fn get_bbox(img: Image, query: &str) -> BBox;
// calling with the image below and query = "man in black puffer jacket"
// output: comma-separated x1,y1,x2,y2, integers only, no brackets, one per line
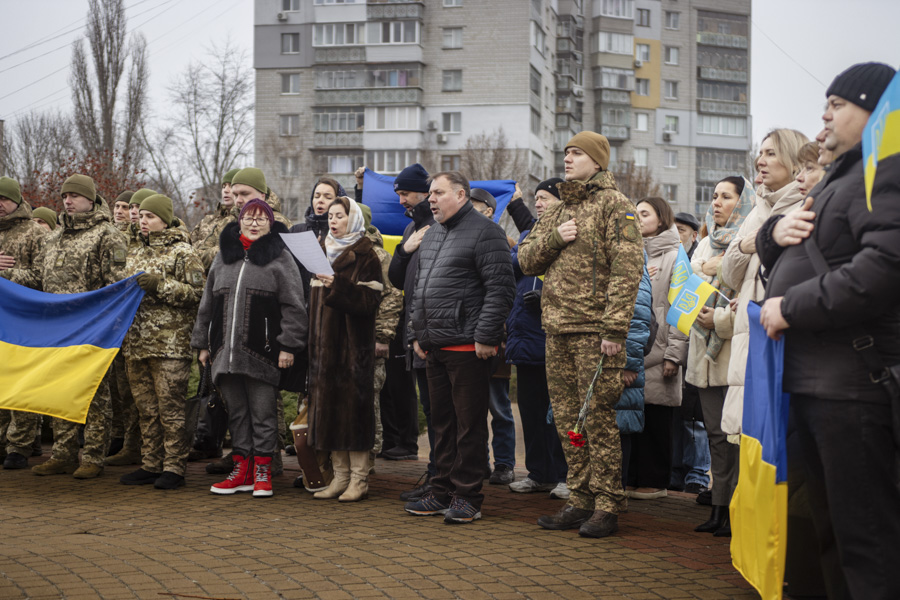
404,171,515,524
757,62,900,600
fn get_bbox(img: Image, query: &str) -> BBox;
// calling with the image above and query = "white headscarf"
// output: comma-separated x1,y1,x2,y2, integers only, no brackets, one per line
324,199,365,265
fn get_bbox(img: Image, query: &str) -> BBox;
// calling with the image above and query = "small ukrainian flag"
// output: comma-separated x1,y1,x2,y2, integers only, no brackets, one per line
665,274,717,335
667,244,693,304
625,213,635,220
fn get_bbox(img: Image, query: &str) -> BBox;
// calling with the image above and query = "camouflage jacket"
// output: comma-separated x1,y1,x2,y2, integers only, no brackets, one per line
265,189,294,229
190,202,231,246
116,220,143,252
367,228,403,344
518,170,644,343
123,227,205,361
3,204,127,294
0,202,45,270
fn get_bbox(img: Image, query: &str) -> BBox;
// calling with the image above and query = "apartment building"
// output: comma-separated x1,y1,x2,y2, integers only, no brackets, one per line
254,0,750,220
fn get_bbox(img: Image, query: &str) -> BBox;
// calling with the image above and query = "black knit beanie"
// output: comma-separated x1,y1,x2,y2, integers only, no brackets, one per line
393,163,430,193
826,62,896,112
536,177,564,200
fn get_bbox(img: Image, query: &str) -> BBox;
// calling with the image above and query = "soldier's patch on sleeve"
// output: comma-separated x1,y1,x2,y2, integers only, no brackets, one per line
113,247,126,264
189,270,204,286
621,212,640,242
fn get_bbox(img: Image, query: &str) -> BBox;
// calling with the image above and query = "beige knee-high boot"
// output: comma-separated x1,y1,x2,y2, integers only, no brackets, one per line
313,451,350,499
339,451,370,502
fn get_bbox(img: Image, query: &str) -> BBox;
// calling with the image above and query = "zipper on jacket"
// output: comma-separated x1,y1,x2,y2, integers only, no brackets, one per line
228,254,249,369
418,232,446,334
592,239,598,295
264,317,271,353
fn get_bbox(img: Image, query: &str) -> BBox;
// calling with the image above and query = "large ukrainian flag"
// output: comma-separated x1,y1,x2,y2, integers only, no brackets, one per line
863,70,900,212
665,273,716,335
0,275,144,423
731,301,789,600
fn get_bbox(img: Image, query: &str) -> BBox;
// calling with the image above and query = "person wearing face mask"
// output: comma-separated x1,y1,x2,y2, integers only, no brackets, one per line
118,195,205,490
193,196,307,498
686,176,753,537
306,196,383,503
719,129,807,442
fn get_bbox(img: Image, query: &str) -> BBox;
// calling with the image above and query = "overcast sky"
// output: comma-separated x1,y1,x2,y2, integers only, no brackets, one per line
0,0,898,151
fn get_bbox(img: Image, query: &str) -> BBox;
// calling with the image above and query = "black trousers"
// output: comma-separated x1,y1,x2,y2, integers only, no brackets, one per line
515,364,567,484
379,335,419,453
625,404,675,489
427,349,491,508
791,395,900,600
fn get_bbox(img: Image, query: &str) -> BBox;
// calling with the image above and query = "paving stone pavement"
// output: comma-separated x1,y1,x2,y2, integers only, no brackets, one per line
0,447,757,600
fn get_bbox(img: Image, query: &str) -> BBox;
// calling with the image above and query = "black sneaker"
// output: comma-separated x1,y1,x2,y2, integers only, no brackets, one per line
444,496,482,524
489,464,515,485
154,471,186,490
696,489,712,506
404,491,450,516
382,447,418,461
684,482,708,495
399,473,432,501
3,452,28,470
120,468,161,485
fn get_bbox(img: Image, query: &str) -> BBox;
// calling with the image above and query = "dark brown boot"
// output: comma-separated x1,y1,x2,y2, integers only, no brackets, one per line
206,451,235,475
578,510,619,538
537,505,594,530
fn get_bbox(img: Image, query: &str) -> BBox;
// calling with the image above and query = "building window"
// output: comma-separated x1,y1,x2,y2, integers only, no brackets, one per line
608,145,618,168
664,184,678,202
441,155,461,171
443,27,463,49
596,32,634,55
665,11,680,30
665,150,678,168
598,67,633,90
313,23,361,47
281,73,300,94
366,21,419,45
531,21,546,54
366,106,418,131
283,0,300,10
313,107,365,132
442,112,461,133
664,80,679,100
635,43,650,62
443,0,462,6
365,150,418,174
530,109,541,135
281,33,300,54
280,114,300,136
664,115,679,133
697,115,748,137
280,157,300,177
442,69,462,92
633,148,648,167
635,78,649,96
665,46,679,65
698,82,748,102
698,48,749,71
530,66,542,97
636,8,650,27
318,154,364,174
634,112,649,131
598,0,634,19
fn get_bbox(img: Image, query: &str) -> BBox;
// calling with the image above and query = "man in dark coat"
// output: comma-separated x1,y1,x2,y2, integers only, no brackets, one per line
757,62,900,600
404,171,515,524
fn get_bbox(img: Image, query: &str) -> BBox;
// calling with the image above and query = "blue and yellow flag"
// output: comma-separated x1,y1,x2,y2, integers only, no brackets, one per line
0,276,144,423
667,244,693,304
665,274,716,335
730,301,789,600
863,70,900,212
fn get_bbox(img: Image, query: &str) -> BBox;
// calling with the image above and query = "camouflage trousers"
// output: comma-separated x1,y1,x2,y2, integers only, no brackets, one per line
110,352,141,451
127,357,192,476
545,332,626,514
51,370,112,466
372,358,386,454
0,409,8,449
5,409,42,456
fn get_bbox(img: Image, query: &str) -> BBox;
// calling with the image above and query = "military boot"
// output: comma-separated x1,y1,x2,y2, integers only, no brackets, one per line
73,463,104,479
206,451,235,475
105,446,141,466
32,458,79,476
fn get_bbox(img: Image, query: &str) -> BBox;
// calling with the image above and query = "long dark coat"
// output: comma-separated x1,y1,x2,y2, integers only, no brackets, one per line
308,236,383,451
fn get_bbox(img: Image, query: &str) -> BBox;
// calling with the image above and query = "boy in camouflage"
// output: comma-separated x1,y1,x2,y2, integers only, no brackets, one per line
518,132,644,538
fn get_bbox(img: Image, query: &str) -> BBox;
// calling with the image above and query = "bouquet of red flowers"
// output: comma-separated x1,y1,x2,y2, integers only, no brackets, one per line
567,356,604,447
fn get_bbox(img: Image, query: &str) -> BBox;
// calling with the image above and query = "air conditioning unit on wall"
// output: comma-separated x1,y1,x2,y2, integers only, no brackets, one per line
427,120,438,131
436,133,449,144
663,131,673,142
633,59,643,69
277,12,287,21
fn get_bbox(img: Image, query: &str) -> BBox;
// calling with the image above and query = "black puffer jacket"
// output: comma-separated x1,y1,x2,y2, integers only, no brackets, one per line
409,201,515,351
759,143,900,403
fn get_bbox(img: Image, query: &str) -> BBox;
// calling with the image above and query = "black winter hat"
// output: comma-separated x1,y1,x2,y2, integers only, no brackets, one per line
826,62,896,112
674,212,700,232
469,188,496,212
536,177,564,200
393,163,430,193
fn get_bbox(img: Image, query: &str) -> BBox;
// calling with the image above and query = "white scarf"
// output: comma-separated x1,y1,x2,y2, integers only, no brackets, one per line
324,200,365,265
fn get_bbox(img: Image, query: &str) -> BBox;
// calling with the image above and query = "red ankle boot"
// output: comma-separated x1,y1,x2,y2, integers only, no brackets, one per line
253,456,273,498
210,454,254,495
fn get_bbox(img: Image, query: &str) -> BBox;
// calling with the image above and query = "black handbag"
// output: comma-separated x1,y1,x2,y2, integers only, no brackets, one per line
190,361,229,454
279,348,308,394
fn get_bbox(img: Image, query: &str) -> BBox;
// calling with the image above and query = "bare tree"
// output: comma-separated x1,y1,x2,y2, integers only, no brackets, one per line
69,0,147,168
166,41,254,215
139,120,200,225
611,160,662,202
2,111,77,193
459,127,528,184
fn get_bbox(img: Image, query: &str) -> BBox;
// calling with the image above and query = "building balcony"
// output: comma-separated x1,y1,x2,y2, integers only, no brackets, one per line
314,88,423,105
314,47,366,64
696,32,748,49
697,167,737,183
698,67,748,83
600,125,629,141
367,2,423,20
599,89,631,104
698,99,748,116
313,132,364,147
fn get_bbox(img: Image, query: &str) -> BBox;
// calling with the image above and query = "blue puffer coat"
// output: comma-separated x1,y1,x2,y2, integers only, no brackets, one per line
615,256,652,434
506,229,545,365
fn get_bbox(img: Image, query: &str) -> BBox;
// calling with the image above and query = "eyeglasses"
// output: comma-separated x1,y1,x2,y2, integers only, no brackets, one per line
241,216,268,225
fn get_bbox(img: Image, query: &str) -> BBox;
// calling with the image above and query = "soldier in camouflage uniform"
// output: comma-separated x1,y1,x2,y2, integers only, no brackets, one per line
191,168,239,248
118,194,205,489
32,206,57,232
0,177,50,470
519,132,644,539
1,174,128,479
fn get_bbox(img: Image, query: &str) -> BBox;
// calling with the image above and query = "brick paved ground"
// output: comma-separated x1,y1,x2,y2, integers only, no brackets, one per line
0,445,757,600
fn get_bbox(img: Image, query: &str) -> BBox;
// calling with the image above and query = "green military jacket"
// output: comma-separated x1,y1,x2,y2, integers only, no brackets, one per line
3,204,127,294
0,202,46,271
190,202,231,246
518,170,644,344
123,226,205,361
367,228,403,345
